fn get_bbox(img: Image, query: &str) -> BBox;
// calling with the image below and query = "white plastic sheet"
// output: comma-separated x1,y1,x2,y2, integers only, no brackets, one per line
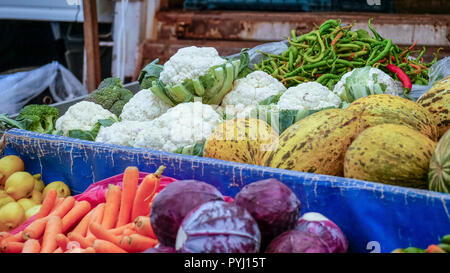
0,61,88,115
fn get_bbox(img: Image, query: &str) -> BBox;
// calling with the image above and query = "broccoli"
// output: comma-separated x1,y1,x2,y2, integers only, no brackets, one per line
85,77,134,116
0,104,59,134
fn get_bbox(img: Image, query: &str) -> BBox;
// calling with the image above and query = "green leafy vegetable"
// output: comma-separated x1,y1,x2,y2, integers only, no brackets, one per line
66,117,117,141
173,142,205,157
0,104,59,134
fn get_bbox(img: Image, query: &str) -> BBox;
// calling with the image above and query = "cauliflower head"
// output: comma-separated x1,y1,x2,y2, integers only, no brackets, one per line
95,120,154,147
277,82,341,111
133,102,223,153
120,88,171,122
159,46,227,86
55,101,117,135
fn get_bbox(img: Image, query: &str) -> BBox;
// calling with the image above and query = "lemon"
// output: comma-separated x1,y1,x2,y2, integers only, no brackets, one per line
25,205,41,220
43,181,71,199
0,190,15,208
33,174,45,192
0,155,25,188
0,201,25,231
17,198,38,211
28,189,43,204
5,171,35,200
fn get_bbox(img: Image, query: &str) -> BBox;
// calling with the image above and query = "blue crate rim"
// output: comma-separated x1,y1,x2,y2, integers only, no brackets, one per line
4,128,450,202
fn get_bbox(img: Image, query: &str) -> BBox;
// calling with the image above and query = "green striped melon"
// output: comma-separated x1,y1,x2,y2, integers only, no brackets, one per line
428,129,450,193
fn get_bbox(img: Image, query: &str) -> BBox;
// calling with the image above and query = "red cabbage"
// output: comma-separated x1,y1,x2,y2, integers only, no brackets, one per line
142,244,177,253
265,230,330,253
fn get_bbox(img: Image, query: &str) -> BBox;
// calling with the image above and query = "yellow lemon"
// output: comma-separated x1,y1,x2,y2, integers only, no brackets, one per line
28,189,43,204
0,190,15,208
43,181,71,199
5,171,35,200
25,205,41,220
17,198,38,211
33,174,45,192
0,155,24,188
0,201,25,231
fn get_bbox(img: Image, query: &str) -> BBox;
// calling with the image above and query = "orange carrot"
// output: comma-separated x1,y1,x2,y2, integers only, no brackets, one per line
119,233,158,252
55,233,70,251
110,222,134,236
122,227,136,237
50,198,65,213
0,232,11,242
134,216,156,238
21,239,41,253
93,239,127,253
131,166,164,221
116,166,139,227
49,196,76,218
67,232,94,249
82,246,96,253
35,189,57,219
40,215,62,253
53,247,63,253
71,208,94,237
148,193,157,216
2,231,25,243
101,184,122,229
61,200,91,233
89,222,121,246
1,241,24,253
23,217,48,240
86,203,105,238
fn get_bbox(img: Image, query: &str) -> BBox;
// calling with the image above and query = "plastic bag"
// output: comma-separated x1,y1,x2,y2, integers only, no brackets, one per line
227,40,289,67
0,61,88,115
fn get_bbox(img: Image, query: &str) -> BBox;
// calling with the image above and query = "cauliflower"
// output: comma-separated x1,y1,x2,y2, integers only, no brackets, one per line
278,82,341,111
333,66,399,104
55,101,117,136
133,102,223,153
120,88,171,122
159,46,227,86
95,120,154,147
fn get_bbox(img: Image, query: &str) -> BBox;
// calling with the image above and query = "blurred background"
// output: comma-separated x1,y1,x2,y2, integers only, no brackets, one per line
0,0,449,105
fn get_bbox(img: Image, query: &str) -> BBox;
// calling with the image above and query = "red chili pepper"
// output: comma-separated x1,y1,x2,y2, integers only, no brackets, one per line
409,40,417,51
391,55,396,62
386,64,412,92
409,63,422,74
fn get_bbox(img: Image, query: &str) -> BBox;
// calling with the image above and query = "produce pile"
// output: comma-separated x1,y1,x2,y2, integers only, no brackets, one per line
0,166,164,253
0,155,71,233
392,234,450,253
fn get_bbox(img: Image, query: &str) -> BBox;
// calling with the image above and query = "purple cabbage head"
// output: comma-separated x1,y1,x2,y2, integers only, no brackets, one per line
176,200,261,253
265,230,330,253
150,180,224,247
142,244,177,253
296,212,348,253
233,178,301,248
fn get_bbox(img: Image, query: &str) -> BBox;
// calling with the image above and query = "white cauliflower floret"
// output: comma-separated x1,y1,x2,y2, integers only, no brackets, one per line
159,46,227,86
333,67,399,98
55,101,117,135
133,102,223,153
120,88,171,122
95,120,154,147
277,82,341,111
222,71,286,107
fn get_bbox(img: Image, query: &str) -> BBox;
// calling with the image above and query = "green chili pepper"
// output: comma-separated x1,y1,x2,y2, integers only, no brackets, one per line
367,39,392,66
368,18,383,41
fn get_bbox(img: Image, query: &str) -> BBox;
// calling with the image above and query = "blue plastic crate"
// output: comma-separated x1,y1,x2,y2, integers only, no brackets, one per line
2,128,450,253
184,0,334,11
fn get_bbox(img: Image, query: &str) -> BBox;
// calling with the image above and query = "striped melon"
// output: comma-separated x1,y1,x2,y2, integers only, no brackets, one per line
344,123,437,188
261,108,365,176
203,118,279,165
417,76,450,138
428,129,450,193
346,94,439,141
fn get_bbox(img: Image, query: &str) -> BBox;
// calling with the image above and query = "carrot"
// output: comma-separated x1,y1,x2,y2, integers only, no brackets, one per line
134,216,156,238
131,166,164,221
86,203,105,238
82,246,96,253
21,239,41,253
88,222,121,246
116,166,139,227
35,189,57,219
53,247,63,253
50,198,65,213
23,217,48,240
2,231,25,243
49,196,76,218
1,241,24,253
67,232,94,249
55,233,70,251
148,193,157,216
93,239,127,253
40,215,62,253
0,232,11,242
70,208,94,237
101,184,122,229
119,233,158,252
122,227,136,237
61,200,91,233
110,222,134,236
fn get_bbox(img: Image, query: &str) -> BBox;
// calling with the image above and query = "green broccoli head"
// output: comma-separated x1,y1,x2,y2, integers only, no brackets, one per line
97,77,123,90
16,104,60,134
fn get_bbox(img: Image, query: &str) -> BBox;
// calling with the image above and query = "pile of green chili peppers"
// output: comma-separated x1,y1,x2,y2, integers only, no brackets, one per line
254,18,442,90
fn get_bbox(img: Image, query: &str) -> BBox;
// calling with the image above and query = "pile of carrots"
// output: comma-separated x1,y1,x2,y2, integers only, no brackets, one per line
0,166,165,253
